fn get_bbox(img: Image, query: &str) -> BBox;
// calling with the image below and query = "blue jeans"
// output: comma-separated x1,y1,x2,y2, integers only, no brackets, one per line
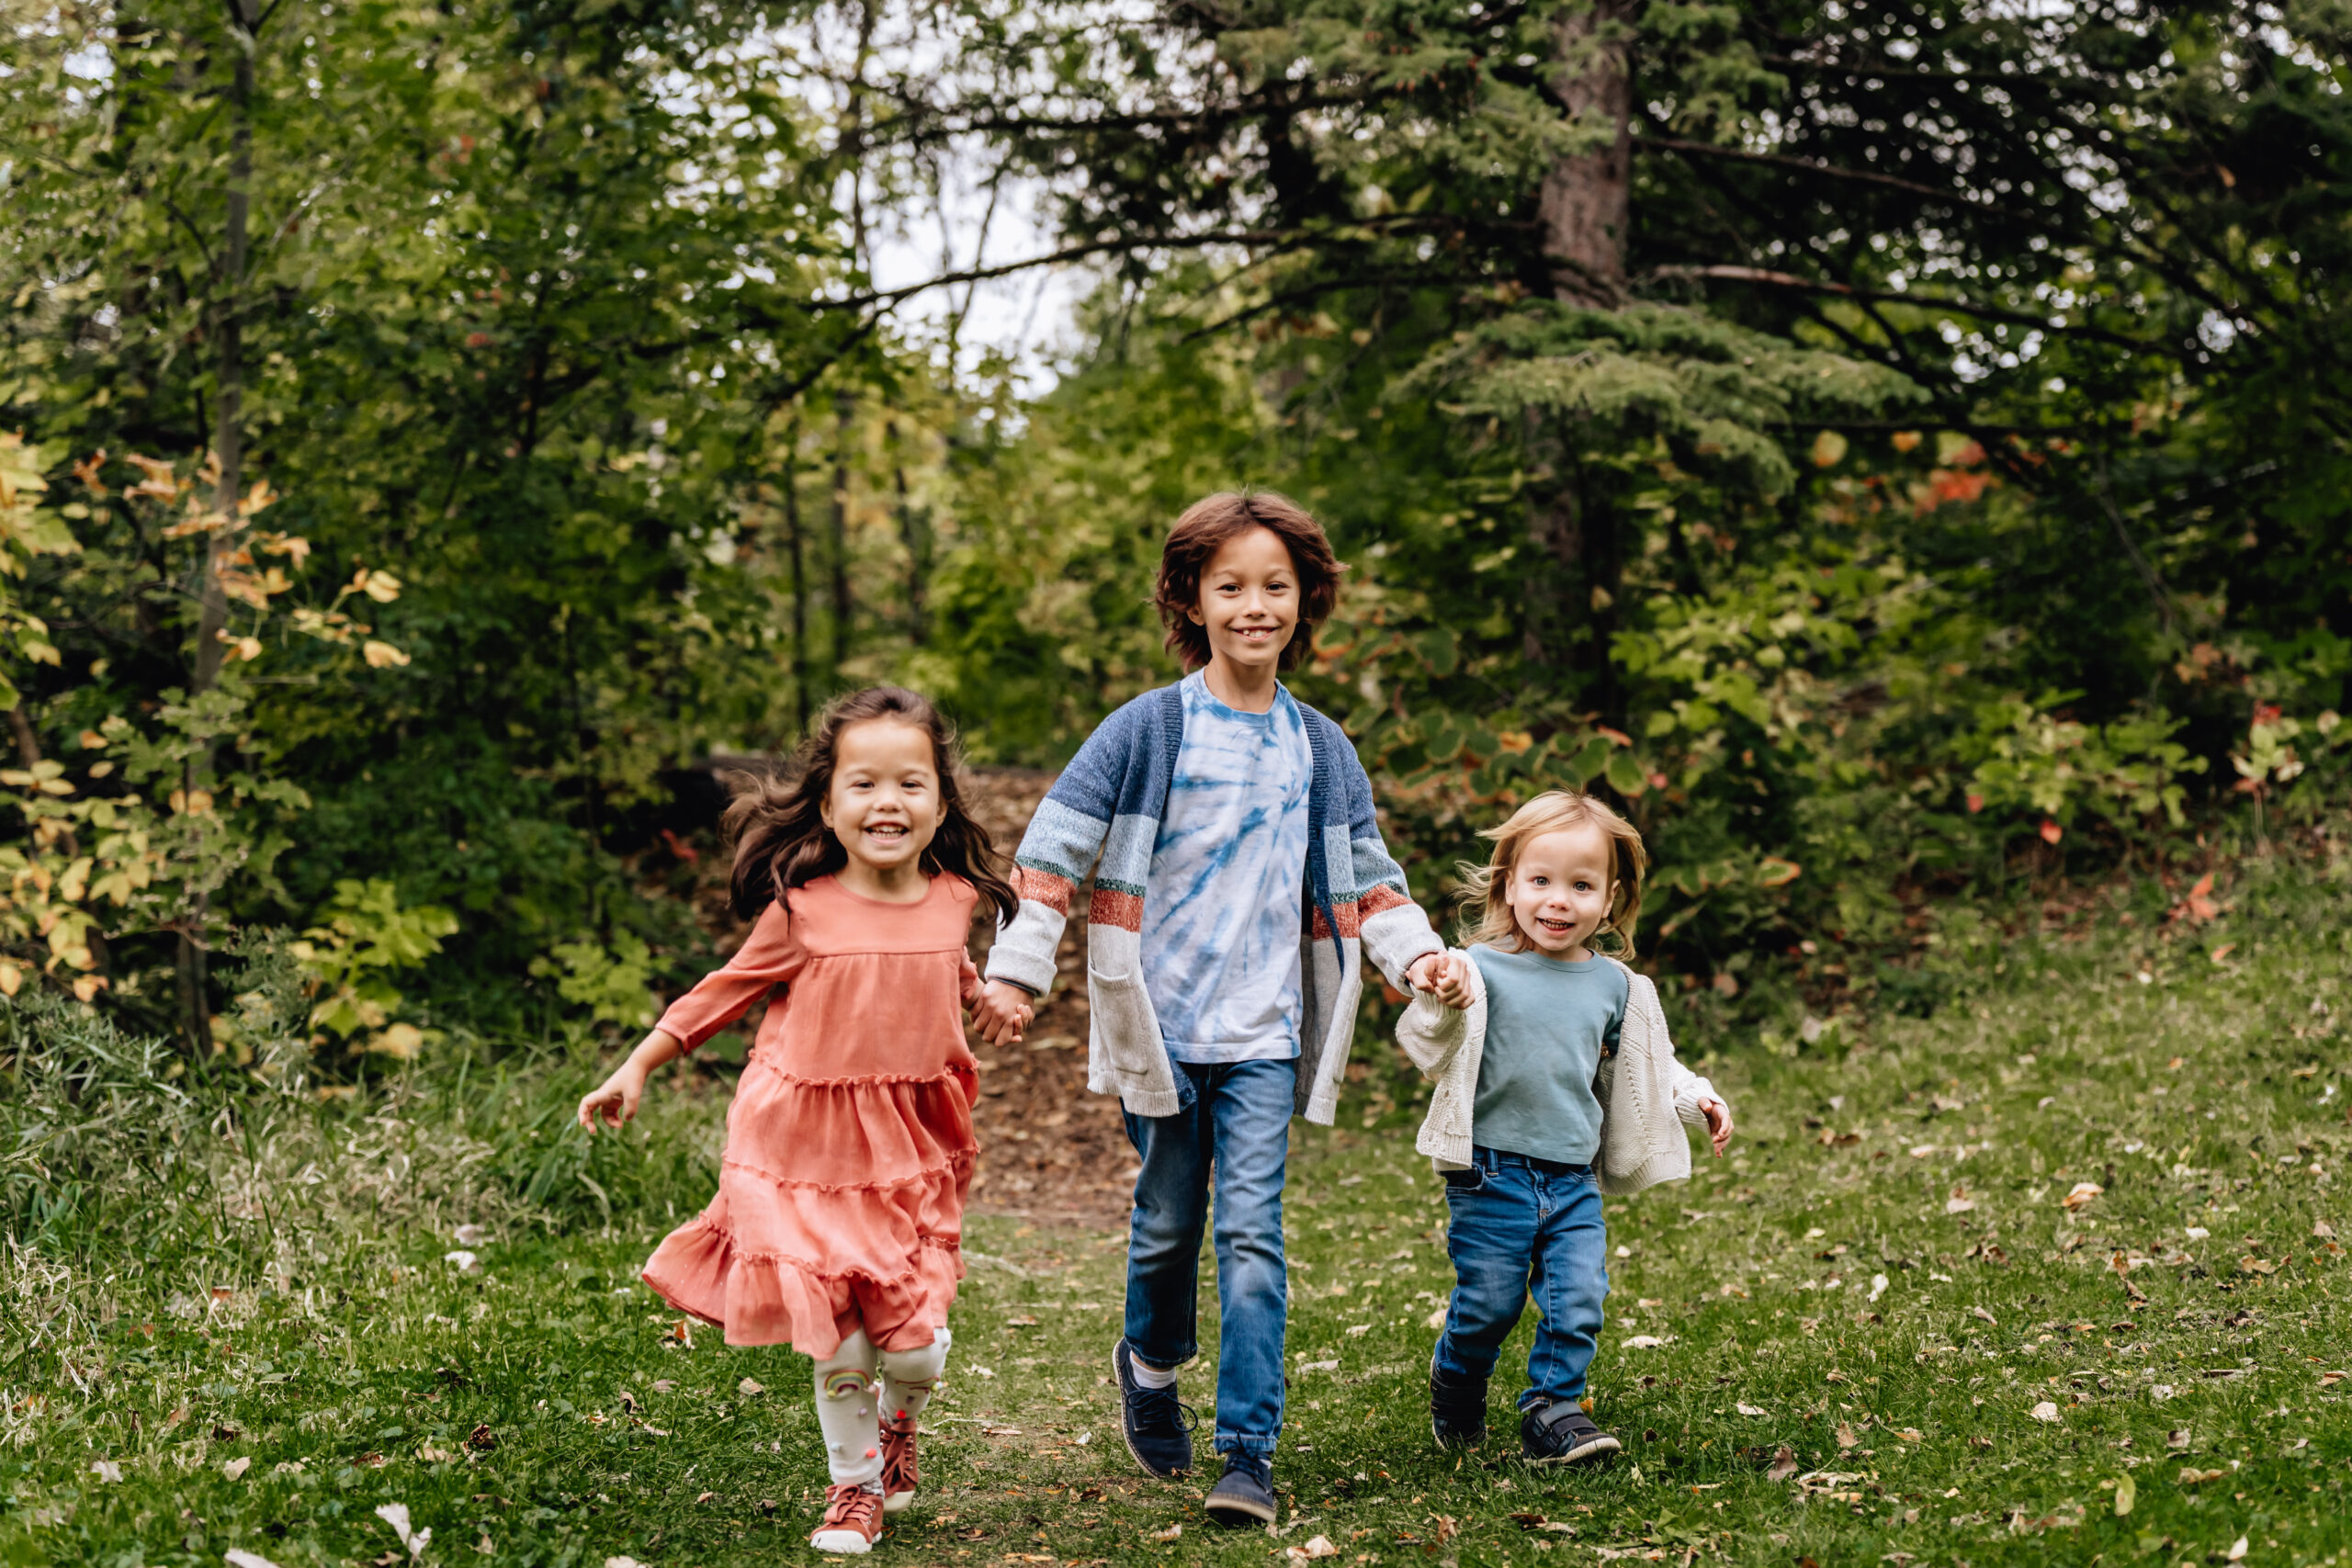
1433,1145,1608,1410
1122,1058,1294,1463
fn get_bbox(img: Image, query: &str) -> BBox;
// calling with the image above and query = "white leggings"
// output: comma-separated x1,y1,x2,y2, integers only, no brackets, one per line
809,1326,951,1485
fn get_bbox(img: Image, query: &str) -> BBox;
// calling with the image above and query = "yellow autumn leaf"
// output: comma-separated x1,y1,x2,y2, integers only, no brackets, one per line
365,1022,427,1060
0,962,18,997
362,639,411,668
357,569,403,603
1810,429,1849,468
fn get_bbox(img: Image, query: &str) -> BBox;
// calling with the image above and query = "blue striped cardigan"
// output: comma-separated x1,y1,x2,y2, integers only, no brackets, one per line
983,682,1443,1122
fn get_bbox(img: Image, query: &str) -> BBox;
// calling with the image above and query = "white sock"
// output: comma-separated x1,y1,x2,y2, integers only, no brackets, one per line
1128,1352,1179,1390
878,1326,950,1427
811,1330,883,1486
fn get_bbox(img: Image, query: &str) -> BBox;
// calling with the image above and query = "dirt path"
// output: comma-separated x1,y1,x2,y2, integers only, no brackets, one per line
954,769,1135,1231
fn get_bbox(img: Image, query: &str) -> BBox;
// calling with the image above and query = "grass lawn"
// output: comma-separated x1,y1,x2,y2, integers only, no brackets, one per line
9,852,2352,1567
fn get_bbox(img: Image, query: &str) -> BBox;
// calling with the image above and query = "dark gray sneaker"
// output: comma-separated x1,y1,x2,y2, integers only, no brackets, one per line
1112,1339,1195,1480
1521,1399,1621,1467
1430,1357,1487,1449
1203,1451,1277,1528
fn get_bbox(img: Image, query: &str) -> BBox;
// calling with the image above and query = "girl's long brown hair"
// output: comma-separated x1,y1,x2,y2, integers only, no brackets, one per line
724,686,1018,924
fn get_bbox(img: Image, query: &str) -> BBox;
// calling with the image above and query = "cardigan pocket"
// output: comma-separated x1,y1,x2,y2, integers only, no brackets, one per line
1087,958,1178,1098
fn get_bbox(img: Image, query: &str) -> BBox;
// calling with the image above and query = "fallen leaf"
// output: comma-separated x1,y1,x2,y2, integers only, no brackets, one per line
225,1552,284,1568
1736,1403,1768,1416
605,1559,646,1568
2114,1473,2135,1517
1836,1424,1859,1450
2210,943,2236,964
1973,1305,1999,1325
224,1456,253,1481
375,1502,431,1562
90,1460,123,1483
737,1377,764,1396
1151,1524,1182,1543
1295,1536,1340,1561
1424,1305,1449,1329
2227,1537,2249,1562
695,1492,717,1504
2314,1220,2337,1240
2166,1429,2192,1450
1945,1188,1976,1214
444,1249,481,1273
1897,1428,1924,1442
2179,1467,2227,1484
466,1424,497,1451
1623,1335,1667,1349
2062,1181,2104,1211
1005,1315,1040,1327
1765,1444,1801,1483
2030,1402,2061,1423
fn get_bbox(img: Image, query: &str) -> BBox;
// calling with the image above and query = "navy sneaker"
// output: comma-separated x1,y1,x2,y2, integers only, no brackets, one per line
1520,1399,1621,1467
1112,1339,1195,1480
1430,1356,1487,1449
1203,1451,1278,1528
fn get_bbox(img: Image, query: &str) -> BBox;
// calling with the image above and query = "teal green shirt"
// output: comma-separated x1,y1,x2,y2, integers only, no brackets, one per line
1467,944,1628,1167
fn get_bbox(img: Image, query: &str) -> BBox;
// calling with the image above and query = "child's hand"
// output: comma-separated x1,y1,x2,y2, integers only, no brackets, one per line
1407,951,1474,1010
1700,1096,1735,1157
578,1063,650,1134
970,980,1035,1048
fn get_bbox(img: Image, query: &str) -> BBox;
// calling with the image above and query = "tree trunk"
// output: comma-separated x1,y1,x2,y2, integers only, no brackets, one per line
889,422,930,647
781,417,811,737
180,0,259,1049
828,399,855,684
1538,0,1635,309
1523,2,1634,728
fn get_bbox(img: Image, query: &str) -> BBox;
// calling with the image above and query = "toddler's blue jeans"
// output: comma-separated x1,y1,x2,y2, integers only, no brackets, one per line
1121,1057,1295,1464
1432,1145,1609,1410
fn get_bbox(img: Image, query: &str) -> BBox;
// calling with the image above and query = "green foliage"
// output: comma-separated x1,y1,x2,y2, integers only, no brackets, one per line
527,934,662,1032
294,879,460,1055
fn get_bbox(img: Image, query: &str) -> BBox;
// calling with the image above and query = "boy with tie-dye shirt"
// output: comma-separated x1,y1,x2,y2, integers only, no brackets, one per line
971,492,1459,1527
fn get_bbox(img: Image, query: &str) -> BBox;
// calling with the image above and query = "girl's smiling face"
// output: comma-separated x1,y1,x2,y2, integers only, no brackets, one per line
820,718,944,878
1503,823,1615,959
1187,525,1300,680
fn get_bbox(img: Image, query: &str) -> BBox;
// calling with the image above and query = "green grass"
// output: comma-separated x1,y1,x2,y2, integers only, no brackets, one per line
8,850,2352,1566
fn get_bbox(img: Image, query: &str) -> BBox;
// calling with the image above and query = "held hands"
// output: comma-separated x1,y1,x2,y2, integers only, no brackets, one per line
1406,950,1474,1010
1700,1096,1735,1157
969,980,1035,1049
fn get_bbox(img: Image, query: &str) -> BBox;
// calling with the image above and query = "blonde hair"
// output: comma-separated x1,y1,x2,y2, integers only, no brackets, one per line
1458,790,1649,957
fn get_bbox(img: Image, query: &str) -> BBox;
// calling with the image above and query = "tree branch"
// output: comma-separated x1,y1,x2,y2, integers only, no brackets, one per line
1640,133,1963,202
1648,265,2149,350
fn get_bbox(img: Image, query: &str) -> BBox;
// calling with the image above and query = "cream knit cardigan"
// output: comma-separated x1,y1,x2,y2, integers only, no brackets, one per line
1395,949,1722,1197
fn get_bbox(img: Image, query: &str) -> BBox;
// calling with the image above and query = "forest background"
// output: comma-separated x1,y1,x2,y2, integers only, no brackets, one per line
2,0,2349,1070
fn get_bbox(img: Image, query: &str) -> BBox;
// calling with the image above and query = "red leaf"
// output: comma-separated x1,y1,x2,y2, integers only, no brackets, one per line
2039,820,2063,845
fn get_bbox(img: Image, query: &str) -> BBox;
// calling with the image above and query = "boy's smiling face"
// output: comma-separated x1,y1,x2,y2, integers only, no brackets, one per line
1503,823,1615,959
1187,525,1299,684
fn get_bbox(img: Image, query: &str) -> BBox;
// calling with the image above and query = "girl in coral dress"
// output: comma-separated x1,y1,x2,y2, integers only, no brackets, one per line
577,686,1032,1555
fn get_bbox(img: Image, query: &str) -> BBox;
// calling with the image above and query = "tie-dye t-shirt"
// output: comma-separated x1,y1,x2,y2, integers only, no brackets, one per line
1140,670,1316,1064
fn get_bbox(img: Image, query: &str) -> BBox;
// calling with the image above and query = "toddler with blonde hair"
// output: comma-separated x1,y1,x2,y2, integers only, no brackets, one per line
1398,788,1732,1465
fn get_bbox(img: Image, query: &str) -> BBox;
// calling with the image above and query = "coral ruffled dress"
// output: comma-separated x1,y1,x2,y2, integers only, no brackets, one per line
640,874,981,1357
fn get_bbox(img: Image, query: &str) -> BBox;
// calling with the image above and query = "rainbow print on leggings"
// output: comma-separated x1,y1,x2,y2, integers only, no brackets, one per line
821,1369,870,1400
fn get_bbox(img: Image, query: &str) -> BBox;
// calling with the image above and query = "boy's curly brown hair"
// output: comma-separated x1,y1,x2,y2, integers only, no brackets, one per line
1154,491,1346,673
